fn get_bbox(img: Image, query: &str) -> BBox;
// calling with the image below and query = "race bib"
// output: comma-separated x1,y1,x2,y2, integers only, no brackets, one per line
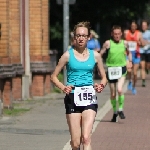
74,86,97,106
108,67,122,80
128,41,137,51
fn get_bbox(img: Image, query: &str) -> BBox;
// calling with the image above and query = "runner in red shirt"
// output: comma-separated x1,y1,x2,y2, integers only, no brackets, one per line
124,20,143,94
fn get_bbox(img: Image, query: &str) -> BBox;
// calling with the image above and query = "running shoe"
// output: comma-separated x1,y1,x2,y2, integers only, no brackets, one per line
146,69,149,74
132,87,137,95
111,113,118,122
118,111,126,119
72,147,80,150
127,81,132,91
142,81,146,87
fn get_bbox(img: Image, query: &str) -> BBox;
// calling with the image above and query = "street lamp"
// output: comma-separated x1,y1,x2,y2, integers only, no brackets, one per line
56,0,76,85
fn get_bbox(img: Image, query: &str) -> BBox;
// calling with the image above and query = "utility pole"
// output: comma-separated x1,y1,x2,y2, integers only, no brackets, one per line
63,0,69,85
56,0,76,85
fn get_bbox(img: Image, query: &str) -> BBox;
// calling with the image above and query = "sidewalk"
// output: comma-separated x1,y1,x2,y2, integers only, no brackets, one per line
1,75,149,150
0,80,110,150
91,75,150,150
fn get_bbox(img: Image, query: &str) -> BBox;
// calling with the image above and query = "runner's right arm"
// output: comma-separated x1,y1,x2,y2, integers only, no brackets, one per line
138,31,145,46
100,40,110,56
51,51,73,94
123,30,128,40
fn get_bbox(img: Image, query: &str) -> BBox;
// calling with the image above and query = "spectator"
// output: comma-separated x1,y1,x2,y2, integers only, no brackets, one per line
87,30,101,52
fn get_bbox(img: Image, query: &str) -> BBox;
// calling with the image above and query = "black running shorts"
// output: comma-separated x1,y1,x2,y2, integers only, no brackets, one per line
64,93,98,114
106,66,127,83
140,53,150,63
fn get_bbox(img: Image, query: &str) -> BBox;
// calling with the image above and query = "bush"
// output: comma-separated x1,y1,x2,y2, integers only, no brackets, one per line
52,73,64,93
52,87,62,93
58,73,63,82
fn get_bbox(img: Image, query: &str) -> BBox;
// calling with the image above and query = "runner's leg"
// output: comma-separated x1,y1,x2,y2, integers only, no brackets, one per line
146,53,150,74
127,57,133,91
81,109,96,150
109,82,118,122
117,76,126,119
109,83,117,113
127,71,132,90
66,113,82,150
132,63,140,94
140,60,146,86
140,54,146,86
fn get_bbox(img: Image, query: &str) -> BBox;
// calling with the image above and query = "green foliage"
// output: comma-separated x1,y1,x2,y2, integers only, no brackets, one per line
50,22,63,40
52,87,62,93
52,73,64,93
58,73,63,82
50,0,150,53
3,108,30,116
145,2,150,19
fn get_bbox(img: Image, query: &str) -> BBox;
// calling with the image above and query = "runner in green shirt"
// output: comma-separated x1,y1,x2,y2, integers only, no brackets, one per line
100,25,132,122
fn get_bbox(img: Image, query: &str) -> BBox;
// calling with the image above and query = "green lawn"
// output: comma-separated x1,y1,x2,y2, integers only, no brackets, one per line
3,108,30,116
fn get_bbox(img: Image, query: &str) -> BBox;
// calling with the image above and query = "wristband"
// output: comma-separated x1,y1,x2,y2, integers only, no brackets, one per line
99,83,105,88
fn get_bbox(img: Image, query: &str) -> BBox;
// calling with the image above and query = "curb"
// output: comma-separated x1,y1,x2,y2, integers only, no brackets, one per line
32,93,65,101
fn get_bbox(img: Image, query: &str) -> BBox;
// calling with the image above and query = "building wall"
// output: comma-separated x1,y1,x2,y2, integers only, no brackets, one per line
29,0,50,97
0,1,10,59
0,0,51,108
0,0,21,108
29,0,49,59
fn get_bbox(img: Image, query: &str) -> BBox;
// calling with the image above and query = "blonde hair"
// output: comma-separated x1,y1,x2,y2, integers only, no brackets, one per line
73,21,91,35
90,30,99,38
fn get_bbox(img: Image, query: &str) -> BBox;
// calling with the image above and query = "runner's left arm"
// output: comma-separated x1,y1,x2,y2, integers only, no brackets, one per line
125,40,132,62
125,40,132,70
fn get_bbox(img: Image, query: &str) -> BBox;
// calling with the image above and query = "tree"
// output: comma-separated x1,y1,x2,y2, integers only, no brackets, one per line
50,0,150,52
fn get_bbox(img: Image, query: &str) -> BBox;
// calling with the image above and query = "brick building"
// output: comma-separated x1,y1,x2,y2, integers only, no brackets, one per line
0,0,52,108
